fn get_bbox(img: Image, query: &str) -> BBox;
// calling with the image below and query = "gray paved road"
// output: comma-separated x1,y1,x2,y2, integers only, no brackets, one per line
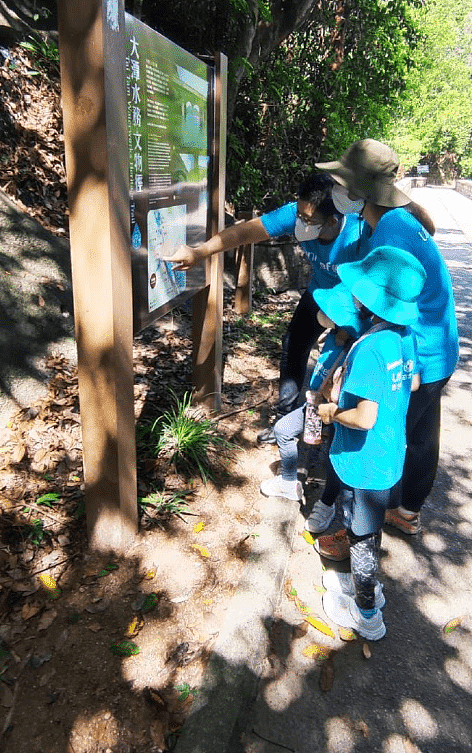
239,187,472,753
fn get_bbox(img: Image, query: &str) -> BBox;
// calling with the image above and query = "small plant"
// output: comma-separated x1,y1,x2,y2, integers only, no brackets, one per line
175,682,199,701
36,492,61,507
20,33,60,75
138,489,192,521
150,391,235,482
28,519,45,546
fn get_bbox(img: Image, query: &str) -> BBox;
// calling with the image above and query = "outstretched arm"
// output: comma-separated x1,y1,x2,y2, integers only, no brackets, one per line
161,217,270,271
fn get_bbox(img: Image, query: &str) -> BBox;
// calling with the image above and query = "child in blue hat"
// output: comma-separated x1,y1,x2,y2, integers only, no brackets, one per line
316,245,425,640
259,282,368,502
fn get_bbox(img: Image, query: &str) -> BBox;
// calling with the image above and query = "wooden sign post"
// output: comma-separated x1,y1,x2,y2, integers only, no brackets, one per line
192,53,227,411
58,1,227,550
58,0,138,551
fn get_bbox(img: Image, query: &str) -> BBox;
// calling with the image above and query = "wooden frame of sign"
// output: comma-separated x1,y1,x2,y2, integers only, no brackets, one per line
58,0,226,550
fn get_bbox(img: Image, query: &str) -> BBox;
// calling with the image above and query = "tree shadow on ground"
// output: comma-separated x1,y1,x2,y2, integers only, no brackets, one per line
0,195,73,409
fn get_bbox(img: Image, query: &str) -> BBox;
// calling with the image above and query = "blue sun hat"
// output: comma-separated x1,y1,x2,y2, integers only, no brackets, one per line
337,246,426,325
313,282,364,337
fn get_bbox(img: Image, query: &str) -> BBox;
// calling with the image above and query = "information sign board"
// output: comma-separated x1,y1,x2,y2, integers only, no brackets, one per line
125,13,210,332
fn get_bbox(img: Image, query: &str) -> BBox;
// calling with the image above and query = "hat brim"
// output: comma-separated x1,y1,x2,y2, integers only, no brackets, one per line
338,262,419,325
316,161,411,208
313,283,361,335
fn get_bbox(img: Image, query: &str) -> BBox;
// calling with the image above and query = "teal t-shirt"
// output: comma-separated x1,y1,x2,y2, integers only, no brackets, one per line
330,326,417,491
309,331,347,392
309,322,370,391
365,208,458,383
260,203,369,293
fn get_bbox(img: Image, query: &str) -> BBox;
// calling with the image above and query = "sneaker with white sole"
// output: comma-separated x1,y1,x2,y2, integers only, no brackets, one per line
322,570,385,609
304,499,336,534
260,476,303,501
322,590,386,641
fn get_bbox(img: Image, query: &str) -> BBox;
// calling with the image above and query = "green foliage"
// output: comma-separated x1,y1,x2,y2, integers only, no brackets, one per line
388,0,472,179
36,492,61,507
27,518,45,546
110,640,140,657
20,33,60,75
227,0,423,210
149,391,235,482
227,308,292,351
138,489,192,518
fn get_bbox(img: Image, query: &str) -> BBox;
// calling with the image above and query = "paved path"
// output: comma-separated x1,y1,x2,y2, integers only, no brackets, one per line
231,188,472,753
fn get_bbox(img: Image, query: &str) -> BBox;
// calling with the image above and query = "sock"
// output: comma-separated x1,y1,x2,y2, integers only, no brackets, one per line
358,606,376,619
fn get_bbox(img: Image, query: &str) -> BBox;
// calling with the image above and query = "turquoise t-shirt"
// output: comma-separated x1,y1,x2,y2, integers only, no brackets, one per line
309,322,371,391
330,326,417,491
309,331,347,392
260,203,369,293
365,208,458,383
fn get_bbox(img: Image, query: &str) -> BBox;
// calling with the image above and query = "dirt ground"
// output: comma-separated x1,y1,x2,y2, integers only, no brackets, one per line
0,39,317,753
0,290,311,753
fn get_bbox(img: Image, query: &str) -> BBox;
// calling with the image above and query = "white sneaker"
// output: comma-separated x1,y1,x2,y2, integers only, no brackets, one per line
304,499,335,534
322,591,386,641
322,570,385,609
260,476,303,501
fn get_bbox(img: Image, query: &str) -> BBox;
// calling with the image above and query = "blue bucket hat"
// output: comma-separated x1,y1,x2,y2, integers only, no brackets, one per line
337,246,426,325
313,283,364,337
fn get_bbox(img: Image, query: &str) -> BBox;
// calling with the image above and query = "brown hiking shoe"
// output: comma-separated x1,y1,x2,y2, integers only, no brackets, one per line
314,529,350,561
385,507,421,534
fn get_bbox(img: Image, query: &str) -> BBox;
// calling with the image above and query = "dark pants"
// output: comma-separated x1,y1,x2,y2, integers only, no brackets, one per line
399,377,450,513
278,290,324,415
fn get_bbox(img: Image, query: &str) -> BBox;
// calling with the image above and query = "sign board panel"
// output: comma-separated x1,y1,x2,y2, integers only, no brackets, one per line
125,13,210,332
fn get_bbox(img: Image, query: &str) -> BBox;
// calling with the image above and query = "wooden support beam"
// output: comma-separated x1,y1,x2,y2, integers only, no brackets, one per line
58,0,137,551
192,53,227,411
234,211,254,315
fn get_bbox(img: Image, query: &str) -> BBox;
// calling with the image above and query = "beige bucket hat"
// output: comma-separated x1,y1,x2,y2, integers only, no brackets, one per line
315,139,410,207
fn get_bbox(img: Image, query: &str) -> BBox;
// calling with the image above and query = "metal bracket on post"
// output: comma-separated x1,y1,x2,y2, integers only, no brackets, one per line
192,52,227,411
58,0,137,552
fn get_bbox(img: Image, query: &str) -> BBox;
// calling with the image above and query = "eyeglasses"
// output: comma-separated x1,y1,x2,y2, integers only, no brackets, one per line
296,212,324,226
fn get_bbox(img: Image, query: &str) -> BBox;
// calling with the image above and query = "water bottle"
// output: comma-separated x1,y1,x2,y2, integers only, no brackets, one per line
303,390,323,445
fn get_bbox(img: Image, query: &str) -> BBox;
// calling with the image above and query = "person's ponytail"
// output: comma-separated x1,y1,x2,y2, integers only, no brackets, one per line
404,201,436,236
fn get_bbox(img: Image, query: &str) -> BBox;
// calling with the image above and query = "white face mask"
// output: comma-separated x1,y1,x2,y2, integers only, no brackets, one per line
332,184,365,215
295,217,323,241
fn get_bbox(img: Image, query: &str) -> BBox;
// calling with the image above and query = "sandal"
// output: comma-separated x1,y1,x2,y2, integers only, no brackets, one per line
314,529,350,561
385,507,421,534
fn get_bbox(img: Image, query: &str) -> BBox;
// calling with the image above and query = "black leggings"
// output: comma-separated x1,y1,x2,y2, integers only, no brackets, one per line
278,290,324,415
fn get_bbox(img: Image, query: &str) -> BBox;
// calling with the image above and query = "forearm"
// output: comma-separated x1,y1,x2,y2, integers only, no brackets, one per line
319,399,378,430
332,406,373,430
193,218,269,258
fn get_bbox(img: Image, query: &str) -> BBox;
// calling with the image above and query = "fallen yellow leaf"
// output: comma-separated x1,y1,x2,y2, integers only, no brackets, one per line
339,627,357,642
39,574,57,591
126,615,145,638
304,615,336,639
193,522,205,533
443,616,463,634
191,544,210,558
302,643,331,659
143,567,157,581
302,530,315,545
